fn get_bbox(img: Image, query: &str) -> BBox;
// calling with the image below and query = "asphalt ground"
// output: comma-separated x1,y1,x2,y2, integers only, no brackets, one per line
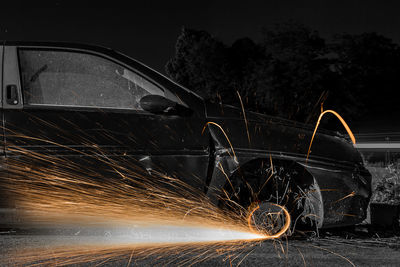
1,227,399,266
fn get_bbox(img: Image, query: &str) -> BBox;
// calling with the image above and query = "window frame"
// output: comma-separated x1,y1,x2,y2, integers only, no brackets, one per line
17,47,172,113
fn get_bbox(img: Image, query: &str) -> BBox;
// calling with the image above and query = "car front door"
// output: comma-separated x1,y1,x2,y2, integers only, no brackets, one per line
0,45,9,212
2,45,209,191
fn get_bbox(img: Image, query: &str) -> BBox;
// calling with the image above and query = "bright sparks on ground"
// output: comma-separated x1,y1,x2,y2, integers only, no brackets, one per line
0,131,290,266
0,103,354,266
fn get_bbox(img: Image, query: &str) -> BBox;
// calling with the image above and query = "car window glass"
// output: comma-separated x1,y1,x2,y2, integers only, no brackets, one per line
18,49,171,110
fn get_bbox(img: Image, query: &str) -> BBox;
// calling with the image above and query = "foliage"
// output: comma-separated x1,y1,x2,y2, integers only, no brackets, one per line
371,164,400,205
329,32,400,121
165,29,229,101
166,23,400,125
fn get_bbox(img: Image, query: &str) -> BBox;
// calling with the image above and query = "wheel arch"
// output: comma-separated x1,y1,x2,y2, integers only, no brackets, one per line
222,156,325,229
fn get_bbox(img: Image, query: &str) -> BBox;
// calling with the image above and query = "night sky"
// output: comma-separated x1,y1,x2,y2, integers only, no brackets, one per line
2,1,400,73
1,1,400,133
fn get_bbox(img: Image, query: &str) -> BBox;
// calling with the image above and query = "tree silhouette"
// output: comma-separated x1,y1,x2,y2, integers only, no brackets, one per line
166,28,229,100
260,22,329,121
329,33,400,118
166,24,400,125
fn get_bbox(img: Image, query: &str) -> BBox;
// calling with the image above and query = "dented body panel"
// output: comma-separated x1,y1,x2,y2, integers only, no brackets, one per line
205,102,371,228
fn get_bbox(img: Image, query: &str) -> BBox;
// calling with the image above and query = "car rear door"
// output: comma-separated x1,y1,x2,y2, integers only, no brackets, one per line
2,44,209,190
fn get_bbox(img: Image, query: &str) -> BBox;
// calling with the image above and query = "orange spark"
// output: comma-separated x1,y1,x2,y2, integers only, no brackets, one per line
0,131,294,266
306,109,356,161
236,91,251,146
247,204,260,234
332,191,356,204
247,204,291,239
310,244,356,267
202,121,238,163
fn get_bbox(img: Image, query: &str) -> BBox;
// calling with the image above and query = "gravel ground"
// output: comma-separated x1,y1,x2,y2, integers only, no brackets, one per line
1,228,400,266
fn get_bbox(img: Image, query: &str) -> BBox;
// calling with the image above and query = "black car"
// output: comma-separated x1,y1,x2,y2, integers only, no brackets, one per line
0,42,371,229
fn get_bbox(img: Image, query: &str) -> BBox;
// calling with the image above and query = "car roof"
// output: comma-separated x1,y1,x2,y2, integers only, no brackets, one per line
5,40,116,54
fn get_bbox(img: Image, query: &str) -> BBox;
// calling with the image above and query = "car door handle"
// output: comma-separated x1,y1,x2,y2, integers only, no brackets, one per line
6,85,19,105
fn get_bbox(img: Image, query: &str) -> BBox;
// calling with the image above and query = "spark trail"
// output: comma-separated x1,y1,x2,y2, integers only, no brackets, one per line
307,109,356,161
0,133,290,266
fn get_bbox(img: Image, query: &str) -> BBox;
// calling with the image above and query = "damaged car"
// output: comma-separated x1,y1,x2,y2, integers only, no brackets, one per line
0,42,371,229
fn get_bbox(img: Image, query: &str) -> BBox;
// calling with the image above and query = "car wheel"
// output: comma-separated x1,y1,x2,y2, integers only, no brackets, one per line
220,159,317,234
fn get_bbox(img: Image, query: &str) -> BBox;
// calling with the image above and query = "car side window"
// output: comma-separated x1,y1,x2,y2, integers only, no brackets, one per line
18,49,169,110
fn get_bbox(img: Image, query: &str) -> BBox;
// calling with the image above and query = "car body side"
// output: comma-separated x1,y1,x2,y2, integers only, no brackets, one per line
0,42,371,229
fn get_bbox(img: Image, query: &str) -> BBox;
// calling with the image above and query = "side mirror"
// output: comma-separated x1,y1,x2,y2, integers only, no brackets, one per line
139,95,192,116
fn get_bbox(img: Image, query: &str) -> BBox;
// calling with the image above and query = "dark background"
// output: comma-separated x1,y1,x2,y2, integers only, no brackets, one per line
2,1,400,72
2,1,400,133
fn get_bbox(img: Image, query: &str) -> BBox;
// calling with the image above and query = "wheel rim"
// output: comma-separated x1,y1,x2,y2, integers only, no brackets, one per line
250,201,290,235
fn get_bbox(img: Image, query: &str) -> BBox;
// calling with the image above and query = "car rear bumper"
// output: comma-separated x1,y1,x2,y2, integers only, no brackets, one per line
302,163,371,228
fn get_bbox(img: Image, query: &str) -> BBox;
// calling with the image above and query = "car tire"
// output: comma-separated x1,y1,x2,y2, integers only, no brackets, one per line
220,159,316,234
